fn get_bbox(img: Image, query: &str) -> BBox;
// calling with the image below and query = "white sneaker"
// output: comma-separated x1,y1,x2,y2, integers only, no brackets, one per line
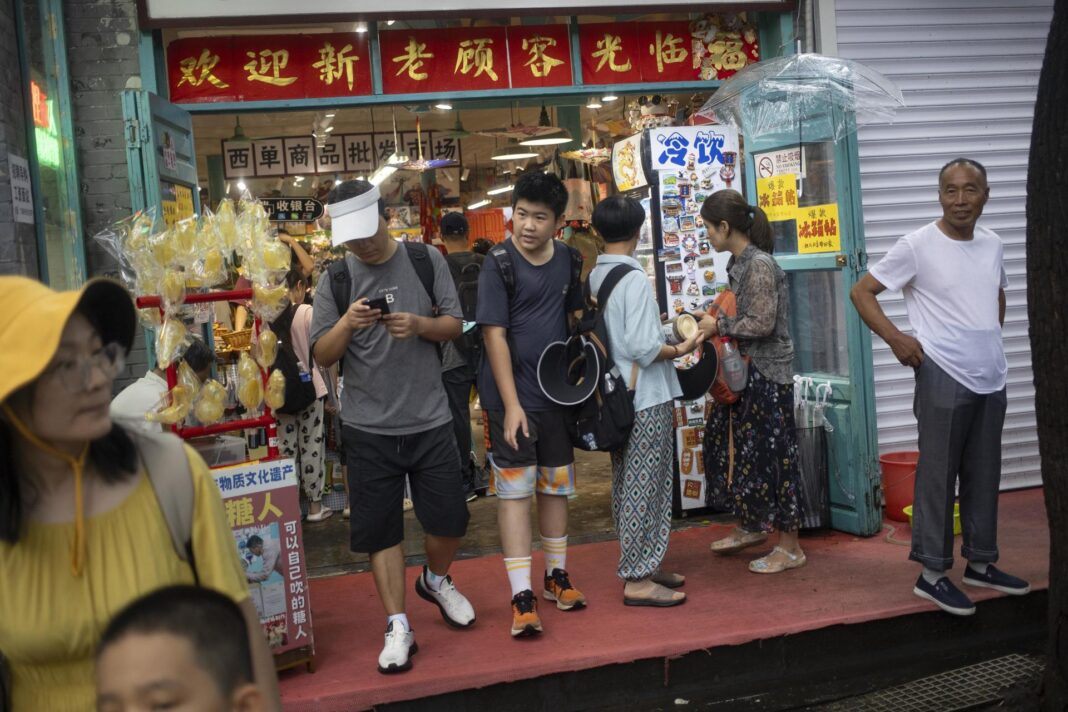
415,566,476,628
377,621,417,674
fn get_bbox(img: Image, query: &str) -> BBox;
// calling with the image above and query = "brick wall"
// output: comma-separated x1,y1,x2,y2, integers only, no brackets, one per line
64,0,148,386
0,0,40,278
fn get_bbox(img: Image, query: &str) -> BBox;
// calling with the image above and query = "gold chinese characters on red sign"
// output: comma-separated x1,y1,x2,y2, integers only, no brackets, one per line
168,33,373,103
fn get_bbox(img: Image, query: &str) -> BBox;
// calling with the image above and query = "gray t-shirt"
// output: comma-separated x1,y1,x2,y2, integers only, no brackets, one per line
310,245,461,435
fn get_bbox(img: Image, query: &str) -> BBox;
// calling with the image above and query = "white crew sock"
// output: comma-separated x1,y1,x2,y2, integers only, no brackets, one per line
542,535,568,575
922,567,944,585
969,561,989,574
504,556,532,597
424,567,447,592
387,613,410,631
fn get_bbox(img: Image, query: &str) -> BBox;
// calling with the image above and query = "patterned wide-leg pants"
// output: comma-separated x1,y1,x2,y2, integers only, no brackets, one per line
610,402,675,581
278,397,326,503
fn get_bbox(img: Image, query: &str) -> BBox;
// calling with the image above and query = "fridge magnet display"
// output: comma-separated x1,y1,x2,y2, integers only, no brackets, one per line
698,256,715,267
662,197,682,216
663,232,680,247
661,246,682,261
680,215,697,232
666,261,684,274
668,275,685,294
699,240,712,255
663,174,678,187
662,217,680,232
686,281,700,296
672,298,685,314
678,183,692,199
681,234,698,252
702,285,718,295
703,269,716,282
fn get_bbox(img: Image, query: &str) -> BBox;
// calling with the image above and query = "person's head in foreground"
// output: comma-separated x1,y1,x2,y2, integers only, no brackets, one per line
592,194,647,252
0,276,136,545
96,585,265,712
510,171,568,254
326,179,390,264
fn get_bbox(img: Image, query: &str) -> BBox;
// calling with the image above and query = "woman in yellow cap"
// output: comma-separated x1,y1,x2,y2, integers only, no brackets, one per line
0,276,280,711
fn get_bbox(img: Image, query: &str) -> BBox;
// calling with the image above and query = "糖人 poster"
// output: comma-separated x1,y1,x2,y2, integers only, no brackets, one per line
212,458,314,657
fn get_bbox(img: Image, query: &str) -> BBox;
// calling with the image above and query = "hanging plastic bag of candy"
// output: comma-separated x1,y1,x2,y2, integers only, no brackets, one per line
251,283,288,323
145,384,193,425
169,216,199,271
192,208,228,287
252,327,278,370
213,198,239,254
236,352,264,412
156,318,190,369
91,209,160,294
177,360,202,402
194,378,227,425
161,268,187,315
265,368,287,411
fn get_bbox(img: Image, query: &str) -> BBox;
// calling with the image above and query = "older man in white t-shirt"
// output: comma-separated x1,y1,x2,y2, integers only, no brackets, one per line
851,158,1030,617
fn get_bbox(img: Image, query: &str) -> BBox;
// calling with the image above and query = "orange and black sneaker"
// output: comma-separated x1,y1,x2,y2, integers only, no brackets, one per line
511,589,543,638
543,568,587,611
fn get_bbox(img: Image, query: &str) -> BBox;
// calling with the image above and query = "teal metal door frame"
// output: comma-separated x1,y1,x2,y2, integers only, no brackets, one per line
742,123,881,537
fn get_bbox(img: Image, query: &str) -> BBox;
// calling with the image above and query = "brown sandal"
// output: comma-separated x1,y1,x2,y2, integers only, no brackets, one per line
623,582,687,607
710,529,768,554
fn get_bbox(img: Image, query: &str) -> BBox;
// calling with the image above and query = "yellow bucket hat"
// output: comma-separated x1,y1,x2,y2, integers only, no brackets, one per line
0,275,137,404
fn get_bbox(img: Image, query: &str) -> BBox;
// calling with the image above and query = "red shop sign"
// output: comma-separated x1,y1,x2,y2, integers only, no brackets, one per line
167,33,372,103
578,22,641,85
637,21,698,83
380,26,509,95
506,24,573,89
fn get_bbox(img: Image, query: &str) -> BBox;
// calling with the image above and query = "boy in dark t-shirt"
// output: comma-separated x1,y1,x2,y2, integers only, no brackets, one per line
477,172,587,638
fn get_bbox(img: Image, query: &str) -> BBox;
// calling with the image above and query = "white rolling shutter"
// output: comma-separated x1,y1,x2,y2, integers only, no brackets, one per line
835,0,1052,488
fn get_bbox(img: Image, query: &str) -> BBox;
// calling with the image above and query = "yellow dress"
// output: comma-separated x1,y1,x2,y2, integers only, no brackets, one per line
0,445,249,711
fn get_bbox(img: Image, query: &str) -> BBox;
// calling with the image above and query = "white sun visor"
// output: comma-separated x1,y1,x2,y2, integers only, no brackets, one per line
327,185,382,246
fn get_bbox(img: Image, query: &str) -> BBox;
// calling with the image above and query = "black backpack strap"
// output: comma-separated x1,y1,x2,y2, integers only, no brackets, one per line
487,245,516,302
565,243,584,311
594,264,639,309
327,258,352,320
402,241,437,310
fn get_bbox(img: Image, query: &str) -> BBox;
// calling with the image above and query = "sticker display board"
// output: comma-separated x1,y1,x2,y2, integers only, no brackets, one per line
212,458,314,658
646,124,739,512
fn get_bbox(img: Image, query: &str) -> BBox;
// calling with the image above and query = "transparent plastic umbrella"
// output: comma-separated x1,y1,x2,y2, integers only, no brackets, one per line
697,53,905,143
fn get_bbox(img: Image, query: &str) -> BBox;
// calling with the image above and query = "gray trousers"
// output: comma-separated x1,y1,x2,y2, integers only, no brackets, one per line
910,358,1007,571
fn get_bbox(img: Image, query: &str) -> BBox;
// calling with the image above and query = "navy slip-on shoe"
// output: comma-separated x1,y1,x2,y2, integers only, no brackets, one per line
913,574,976,616
962,565,1031,595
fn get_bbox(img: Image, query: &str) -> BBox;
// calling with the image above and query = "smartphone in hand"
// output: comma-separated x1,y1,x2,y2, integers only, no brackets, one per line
365,297,391,317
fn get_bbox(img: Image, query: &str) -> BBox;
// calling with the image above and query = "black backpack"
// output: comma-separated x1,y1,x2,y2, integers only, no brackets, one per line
447,253,484,360
269,304,318,415
488,241,582,304
567,264,640,453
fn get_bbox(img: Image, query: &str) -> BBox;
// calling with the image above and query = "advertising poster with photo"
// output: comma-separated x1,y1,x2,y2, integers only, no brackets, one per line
648,125,740,512
212,458,314,658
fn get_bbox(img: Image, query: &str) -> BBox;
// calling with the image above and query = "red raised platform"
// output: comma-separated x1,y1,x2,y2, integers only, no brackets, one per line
279,489,1050,711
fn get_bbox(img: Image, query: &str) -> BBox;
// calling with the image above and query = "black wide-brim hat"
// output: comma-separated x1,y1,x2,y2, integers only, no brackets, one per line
537,336,603,407
675,344,719,401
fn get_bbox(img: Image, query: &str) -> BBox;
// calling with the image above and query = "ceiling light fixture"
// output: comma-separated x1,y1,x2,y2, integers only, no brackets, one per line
236,180,247,191
386,19,395,25
486,182,514,196
355,22,368,33
325,112,336,118
602,94,619,102
325,126,335,132
492,140,538,161
434,102,453,111
467,198,491,210
586,97,602,109
520,128,573,146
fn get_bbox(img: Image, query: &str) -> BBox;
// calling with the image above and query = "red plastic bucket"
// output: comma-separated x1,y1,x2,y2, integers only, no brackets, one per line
880,451,919,522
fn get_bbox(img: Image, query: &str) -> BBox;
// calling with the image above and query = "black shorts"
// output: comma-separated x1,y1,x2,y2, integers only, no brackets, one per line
343,423,470,553
486,409,575,499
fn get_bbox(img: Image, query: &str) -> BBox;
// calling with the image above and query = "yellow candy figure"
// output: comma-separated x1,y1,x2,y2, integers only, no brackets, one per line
156,319,188,369
252,284,288,322
254,328,278,370
237,352,263,412
265,368,286,411
194,379,227,425
263,240,291,271
146,384,192,425
162,269,186,309
215,199,238,251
